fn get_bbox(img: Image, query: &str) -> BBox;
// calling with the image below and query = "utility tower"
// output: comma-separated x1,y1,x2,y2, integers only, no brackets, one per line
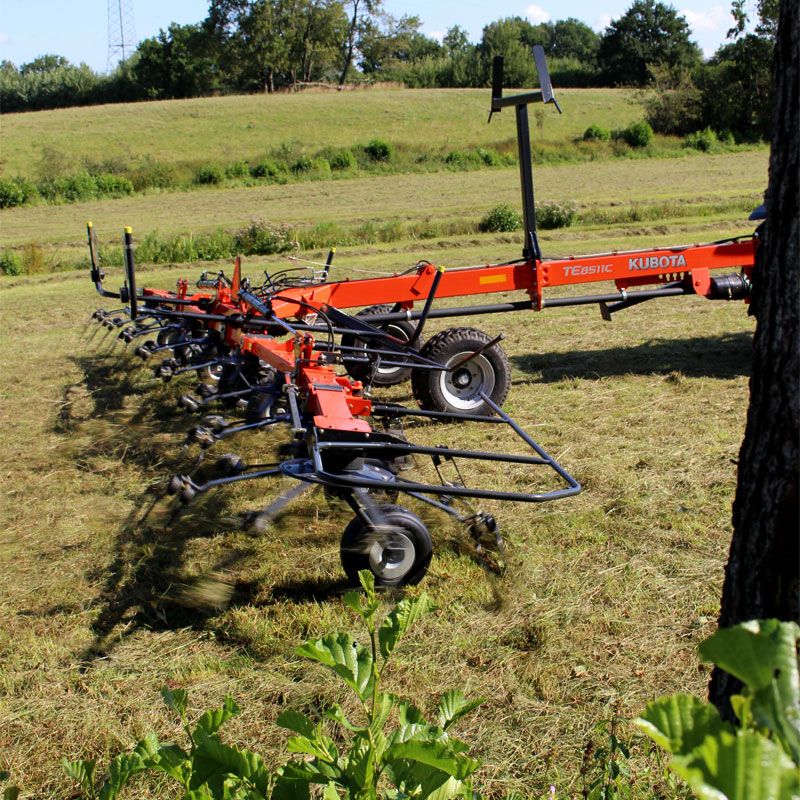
107,0,136,72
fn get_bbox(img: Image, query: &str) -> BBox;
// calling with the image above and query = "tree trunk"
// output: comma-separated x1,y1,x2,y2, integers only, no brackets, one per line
339,0,360,85
708,0,799,719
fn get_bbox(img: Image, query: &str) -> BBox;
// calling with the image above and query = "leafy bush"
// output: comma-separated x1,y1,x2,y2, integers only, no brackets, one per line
290,156,330,177
224,160,249,179
322,147,357,171
475,147,505,166
94,173,134,197
480,204,522,233
0,251,23,276
195,164,223,185
63,571,483,799
127,159,180,191
250,158,285,179
364,138,392,162
444,149,482,169
583,124,611,142
684,127,720,152
290,155,314,173
614,121,653,148
234,219,294,256
536,202,576,229
636,619,800,800
0,176,37,208
41,172,98,202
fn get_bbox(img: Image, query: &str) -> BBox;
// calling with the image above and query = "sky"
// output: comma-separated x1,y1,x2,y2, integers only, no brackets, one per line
0,0,736,74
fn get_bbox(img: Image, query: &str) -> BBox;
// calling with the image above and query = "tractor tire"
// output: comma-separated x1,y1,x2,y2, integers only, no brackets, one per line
340,504,432,587
342,305,419,386
411,327,510,415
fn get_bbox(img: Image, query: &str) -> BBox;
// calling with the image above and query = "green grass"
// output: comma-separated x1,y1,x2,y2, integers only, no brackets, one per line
1,232,755,799
0,150,767,274
0,95,764,797
1,88,647,179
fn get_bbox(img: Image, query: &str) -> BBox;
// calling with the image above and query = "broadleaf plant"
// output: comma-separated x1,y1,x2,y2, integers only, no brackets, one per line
635,619,800,800
274,570,482,799
63,570,483,799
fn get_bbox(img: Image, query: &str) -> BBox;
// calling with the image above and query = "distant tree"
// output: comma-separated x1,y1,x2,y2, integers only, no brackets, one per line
339,0,382,84
708,0,798,719
550,18,600,62
478,17,541,85
597,0,702,85
133,23,218,99
442,25,471,56
693,0,777,139
357,14,437,75
19,54,71,75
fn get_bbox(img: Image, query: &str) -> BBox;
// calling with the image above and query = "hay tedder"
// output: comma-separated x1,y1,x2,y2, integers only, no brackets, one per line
87,47,758,587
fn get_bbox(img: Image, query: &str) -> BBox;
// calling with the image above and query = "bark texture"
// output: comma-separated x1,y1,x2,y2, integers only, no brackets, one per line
709,0,800,718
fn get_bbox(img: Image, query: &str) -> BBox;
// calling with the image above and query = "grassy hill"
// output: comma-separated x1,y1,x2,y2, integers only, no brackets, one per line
1,87,644,178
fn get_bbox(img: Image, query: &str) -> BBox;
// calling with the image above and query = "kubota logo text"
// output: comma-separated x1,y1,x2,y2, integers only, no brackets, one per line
628,254,687,271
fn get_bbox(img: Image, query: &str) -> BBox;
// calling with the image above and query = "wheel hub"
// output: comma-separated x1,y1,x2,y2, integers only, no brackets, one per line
368,529,415,581
440,351,495,411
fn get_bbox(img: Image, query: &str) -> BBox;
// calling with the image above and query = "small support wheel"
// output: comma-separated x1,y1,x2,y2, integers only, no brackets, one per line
411,327,510,415
342,305,419,386
215,453,244,475
340,504,432,587
179,485,196,504
196,383,217,399
180,395,200,412
192,427,217,448
245,393,275,424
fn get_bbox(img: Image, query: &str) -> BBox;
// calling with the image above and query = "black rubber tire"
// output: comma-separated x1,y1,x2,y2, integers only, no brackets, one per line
342,305,419,386
245,392,275,424
340,504,432,587
411,327,510,415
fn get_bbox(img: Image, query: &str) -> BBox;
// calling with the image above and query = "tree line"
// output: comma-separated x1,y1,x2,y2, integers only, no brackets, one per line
0,0,776,140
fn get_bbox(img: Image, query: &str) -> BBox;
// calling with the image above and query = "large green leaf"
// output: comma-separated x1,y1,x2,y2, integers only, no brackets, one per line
276,709,316,739
145,743,192,783
161,687,190,720
296,633,375,702
635,693,731,756
62,759,96,791
285,732,339,764
271,760,342,800
378,593,435,660
385,740,479,781
384,759,466,800
437,691,483,732
701,620,800,762
699,620,800,694
671,729,800,800
751,681,800,764
342,733,374,790
323,783,343,800
97,752,147,799
193,696,240,743
190,737,270,795
326,703,365,734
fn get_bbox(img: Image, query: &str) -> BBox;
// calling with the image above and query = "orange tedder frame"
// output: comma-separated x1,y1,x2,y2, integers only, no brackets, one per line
262,45,758,327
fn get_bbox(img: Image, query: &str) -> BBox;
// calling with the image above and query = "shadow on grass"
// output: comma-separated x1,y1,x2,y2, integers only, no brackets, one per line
54,340,507,665
511,331,753,383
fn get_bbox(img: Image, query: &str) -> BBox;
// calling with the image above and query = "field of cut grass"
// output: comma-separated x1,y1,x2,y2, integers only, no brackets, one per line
0,87,764,798
1,149,767,273
1,88,645,179
1,240,756,799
